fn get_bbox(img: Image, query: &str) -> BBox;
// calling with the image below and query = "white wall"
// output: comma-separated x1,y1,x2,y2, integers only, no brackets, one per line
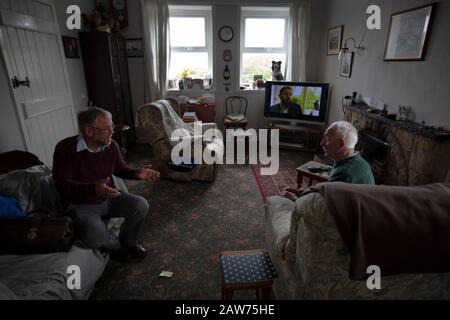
317,0,450,127
0,0,94,153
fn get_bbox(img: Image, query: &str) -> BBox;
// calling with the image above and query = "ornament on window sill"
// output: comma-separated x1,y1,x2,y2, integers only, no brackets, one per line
223,65,230,80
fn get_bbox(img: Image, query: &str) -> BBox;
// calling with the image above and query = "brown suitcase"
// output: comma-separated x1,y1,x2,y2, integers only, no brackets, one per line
0,215,74,254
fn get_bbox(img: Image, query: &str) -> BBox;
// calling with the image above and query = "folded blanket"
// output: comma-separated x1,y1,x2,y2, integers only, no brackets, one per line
310,182,450,280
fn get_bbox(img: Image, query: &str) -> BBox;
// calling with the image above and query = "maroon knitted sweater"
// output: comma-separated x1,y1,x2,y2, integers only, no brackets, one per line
53,135,137,205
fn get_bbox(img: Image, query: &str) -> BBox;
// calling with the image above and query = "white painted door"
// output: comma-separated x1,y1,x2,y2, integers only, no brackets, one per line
0,0,77,166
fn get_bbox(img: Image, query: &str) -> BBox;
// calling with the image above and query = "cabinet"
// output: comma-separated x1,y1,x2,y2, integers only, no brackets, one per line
79,32,134,149
266,122,323,153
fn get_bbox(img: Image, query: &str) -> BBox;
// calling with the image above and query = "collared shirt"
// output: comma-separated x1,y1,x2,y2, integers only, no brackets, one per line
76,134,109,153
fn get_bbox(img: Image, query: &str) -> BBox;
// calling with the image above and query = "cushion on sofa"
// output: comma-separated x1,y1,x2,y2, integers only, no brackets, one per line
0,150,43,176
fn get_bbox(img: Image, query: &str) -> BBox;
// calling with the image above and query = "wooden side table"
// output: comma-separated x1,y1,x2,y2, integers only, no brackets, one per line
220,249,277,300
296,160,332,188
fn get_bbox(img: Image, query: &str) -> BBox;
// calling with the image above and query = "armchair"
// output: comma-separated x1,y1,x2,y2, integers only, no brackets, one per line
135,99,219,182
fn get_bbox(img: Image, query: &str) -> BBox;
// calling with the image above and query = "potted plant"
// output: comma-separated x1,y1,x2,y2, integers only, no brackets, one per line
179,68,192,89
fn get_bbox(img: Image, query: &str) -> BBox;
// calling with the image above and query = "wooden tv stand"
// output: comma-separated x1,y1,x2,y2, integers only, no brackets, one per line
265,122,323,152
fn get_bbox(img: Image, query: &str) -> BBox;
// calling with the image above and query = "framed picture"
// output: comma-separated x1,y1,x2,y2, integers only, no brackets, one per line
125,38,143,57
327,25,343,55
340,51,353,78
62,36,80,58
384,3,436,61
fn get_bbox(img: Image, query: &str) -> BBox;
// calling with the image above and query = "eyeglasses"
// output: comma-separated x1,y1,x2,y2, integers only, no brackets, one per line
90,125,119,133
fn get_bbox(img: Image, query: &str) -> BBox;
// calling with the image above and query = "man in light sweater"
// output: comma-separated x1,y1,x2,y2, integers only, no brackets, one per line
53,107,160,261
283,121,375,201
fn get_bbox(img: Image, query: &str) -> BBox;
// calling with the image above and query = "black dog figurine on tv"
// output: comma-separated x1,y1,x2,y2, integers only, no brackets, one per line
272,61,284,81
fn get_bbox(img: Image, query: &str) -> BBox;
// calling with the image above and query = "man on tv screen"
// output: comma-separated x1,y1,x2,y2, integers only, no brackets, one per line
269,86,302,114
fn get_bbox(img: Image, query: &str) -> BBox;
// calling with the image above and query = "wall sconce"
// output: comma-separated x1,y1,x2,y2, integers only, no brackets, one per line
338,37,364,60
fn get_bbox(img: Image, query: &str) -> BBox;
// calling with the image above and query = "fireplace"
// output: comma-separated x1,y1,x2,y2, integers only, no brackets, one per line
345,104,450,186
356,129,390,184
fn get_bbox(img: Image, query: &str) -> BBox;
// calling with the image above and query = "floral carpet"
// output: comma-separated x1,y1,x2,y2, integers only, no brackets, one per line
90,146,311,299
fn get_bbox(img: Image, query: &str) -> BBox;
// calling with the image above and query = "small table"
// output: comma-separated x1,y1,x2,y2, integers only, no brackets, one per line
296,160,332,188
220,249,277,300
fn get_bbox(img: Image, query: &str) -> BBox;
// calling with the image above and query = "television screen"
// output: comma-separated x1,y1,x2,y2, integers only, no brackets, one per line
264,81,329,124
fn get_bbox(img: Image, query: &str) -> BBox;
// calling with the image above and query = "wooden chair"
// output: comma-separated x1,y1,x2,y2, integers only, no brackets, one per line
223,96,249,130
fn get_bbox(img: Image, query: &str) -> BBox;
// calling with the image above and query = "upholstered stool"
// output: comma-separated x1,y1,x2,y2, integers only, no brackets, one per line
220,249,278,300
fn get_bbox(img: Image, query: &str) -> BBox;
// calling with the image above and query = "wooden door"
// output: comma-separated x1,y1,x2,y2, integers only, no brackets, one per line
0,0,77,166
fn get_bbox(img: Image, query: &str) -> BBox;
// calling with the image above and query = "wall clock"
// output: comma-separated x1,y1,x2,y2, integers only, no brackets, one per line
219,26,234,42
111,0,128,29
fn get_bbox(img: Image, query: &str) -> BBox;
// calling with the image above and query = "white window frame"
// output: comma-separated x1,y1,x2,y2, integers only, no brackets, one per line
239,7,290,87
168,5,213,82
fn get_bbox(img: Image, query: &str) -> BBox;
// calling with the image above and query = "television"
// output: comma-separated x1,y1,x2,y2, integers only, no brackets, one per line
264,81,330,125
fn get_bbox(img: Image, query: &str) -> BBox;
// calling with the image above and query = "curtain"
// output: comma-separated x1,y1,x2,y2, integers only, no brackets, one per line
287,0,310,82
140,0,169,102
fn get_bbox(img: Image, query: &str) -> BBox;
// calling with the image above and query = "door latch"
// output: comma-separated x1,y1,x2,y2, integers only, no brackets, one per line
11,76,30,89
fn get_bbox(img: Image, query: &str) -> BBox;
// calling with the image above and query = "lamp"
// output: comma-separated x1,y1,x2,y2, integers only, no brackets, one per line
338,37,364,60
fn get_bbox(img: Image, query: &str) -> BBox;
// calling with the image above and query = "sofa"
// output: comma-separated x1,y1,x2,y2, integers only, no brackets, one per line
265,184,450,299
0,164,125,300
135,98,220,182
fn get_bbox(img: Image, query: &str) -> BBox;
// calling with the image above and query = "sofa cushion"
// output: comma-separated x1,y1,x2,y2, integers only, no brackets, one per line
0,150,43,176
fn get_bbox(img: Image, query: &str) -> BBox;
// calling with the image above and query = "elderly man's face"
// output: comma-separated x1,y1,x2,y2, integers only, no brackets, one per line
279,89,293,104
87,115,114,147
320,127,343,160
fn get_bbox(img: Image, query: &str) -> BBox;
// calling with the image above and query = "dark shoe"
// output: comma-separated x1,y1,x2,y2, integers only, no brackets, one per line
122,242,148,260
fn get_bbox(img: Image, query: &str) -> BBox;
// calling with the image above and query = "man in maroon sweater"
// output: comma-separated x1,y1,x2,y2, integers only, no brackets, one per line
53,107,160,261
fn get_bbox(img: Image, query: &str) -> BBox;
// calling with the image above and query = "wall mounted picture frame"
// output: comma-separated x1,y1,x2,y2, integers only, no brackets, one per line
340,51,353,78
62,36,80,58
327,25,343,55
125,38,143,57
384,3,436,61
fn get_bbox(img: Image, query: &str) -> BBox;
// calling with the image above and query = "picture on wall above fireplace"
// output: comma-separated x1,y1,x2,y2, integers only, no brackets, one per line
384,3,436,61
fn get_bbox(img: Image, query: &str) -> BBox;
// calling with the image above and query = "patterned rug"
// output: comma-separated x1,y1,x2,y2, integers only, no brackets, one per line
90,146,312,299
251,165,299,203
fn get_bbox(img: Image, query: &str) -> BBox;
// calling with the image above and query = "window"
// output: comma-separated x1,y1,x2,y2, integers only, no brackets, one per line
168,5,212,85
240,7,289,87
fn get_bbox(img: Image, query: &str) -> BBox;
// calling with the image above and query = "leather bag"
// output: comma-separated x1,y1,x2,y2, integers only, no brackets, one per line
0,214,74,254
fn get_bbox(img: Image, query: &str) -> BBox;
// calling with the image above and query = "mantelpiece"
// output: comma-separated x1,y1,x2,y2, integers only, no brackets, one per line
345,104,450,185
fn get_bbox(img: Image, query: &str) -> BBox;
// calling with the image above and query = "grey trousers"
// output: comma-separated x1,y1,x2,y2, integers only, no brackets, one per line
68,193,149,249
